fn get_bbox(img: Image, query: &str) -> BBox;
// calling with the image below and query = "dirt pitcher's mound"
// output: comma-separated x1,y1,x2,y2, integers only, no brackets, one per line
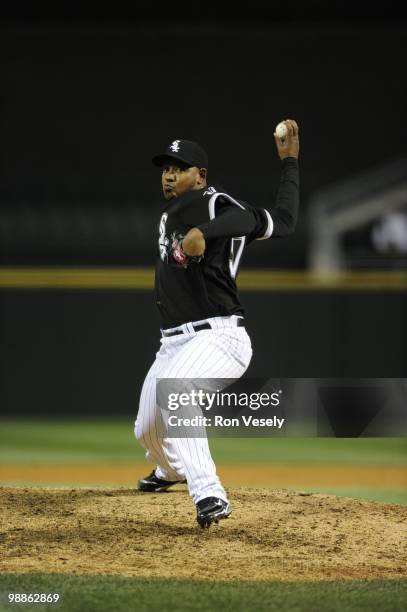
1,487,406,582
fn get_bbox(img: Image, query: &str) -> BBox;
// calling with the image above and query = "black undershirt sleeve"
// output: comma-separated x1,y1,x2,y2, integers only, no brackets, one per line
269,157,299,237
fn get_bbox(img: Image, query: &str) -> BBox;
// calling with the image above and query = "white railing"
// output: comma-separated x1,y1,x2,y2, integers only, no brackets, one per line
308,158,407,271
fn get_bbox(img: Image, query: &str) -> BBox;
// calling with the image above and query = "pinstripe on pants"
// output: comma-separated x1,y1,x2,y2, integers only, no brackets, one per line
134,316,252,504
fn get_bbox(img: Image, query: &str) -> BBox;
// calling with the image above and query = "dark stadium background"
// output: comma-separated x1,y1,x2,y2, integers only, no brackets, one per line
1,2,406,416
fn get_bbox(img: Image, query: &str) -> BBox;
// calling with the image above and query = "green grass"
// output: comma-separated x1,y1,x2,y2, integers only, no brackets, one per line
0,419,141,464
282,486,407,505
0,574,406,612
0,419,406,465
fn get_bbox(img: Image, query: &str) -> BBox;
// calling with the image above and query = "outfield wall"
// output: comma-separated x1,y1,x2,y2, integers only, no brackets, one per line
1,289,406,416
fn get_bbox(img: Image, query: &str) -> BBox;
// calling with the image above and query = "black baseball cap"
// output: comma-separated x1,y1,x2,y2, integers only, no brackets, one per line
152,139,208,169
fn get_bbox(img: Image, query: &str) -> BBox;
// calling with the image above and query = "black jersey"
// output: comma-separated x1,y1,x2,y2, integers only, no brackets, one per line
155,157,299,329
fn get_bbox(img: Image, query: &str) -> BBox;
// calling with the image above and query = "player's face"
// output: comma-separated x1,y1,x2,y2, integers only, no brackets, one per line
161,162,205,200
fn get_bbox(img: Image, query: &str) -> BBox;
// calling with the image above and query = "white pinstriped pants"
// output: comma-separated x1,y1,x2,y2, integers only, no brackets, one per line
134,316,253,504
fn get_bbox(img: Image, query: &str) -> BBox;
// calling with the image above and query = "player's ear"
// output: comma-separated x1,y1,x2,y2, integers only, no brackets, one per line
197,168,207,185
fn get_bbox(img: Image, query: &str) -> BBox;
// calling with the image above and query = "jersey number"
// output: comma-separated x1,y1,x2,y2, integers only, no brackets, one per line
229,237,246,279
158,213,169,262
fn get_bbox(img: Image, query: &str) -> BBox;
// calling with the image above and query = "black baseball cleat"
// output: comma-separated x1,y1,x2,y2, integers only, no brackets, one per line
196,497,232,528
137,470,186,492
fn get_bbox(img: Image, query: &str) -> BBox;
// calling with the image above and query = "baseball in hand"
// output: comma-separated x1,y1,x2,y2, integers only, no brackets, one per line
275,122,288,139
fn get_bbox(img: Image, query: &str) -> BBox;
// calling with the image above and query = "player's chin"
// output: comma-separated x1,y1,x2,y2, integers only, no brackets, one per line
163,190,176,200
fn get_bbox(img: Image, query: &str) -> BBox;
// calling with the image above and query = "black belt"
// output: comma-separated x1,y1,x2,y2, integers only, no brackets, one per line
162,318,244,338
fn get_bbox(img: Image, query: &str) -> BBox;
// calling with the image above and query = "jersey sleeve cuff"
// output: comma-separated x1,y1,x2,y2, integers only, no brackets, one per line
256,209,274,240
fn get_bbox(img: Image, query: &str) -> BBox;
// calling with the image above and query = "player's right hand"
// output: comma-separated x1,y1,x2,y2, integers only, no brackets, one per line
274,119,299,160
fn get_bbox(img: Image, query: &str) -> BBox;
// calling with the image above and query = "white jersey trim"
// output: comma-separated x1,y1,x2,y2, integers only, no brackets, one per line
208,192,245,220
256,208,274,240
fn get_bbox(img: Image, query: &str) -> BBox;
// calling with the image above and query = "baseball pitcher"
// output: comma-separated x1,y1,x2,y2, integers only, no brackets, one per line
135,121,300,527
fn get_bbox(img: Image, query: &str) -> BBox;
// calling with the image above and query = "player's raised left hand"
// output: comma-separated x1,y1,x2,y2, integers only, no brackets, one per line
274,119,300,160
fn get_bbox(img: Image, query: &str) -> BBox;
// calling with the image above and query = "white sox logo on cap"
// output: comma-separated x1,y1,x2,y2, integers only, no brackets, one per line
152,139,208,168
170,140,181,152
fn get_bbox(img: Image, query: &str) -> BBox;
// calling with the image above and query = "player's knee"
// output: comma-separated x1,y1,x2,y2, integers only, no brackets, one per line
134,419,143,441
134,419,150,445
